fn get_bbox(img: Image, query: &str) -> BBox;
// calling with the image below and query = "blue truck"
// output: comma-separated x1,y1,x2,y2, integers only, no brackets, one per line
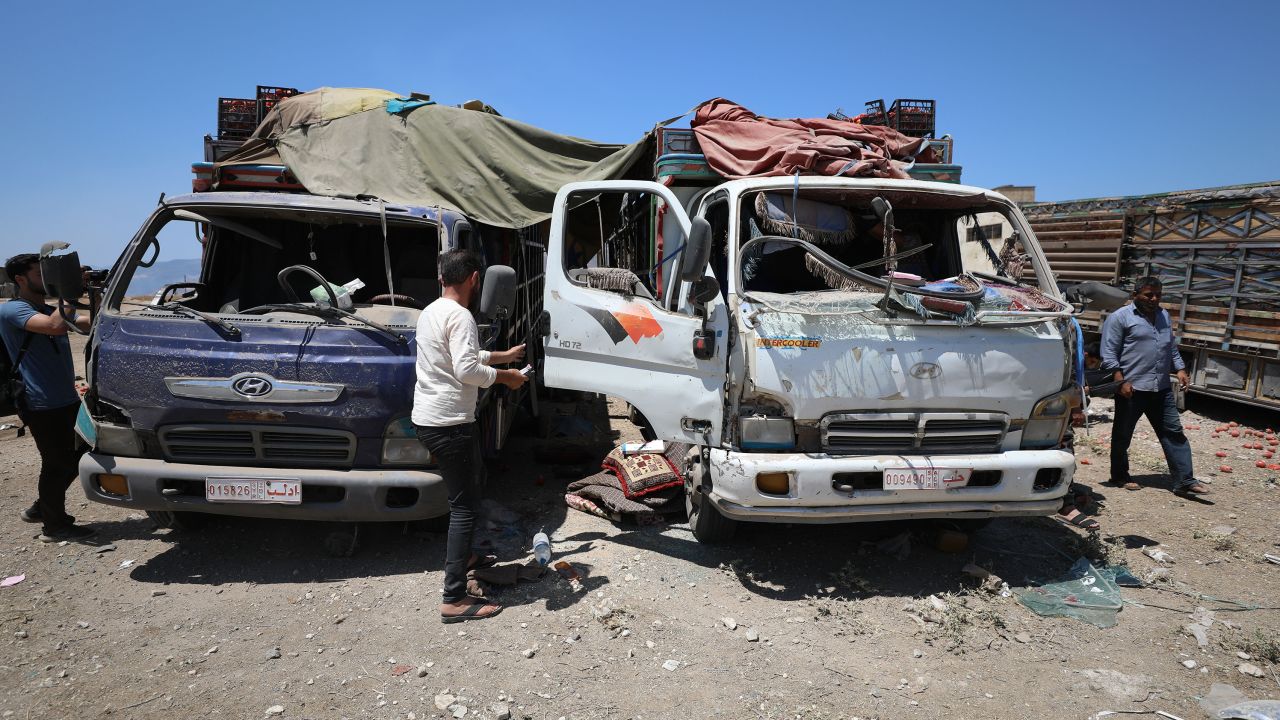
73,154,540,530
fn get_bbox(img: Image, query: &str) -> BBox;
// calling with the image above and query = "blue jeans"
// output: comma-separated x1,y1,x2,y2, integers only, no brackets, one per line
1110,389,1196,491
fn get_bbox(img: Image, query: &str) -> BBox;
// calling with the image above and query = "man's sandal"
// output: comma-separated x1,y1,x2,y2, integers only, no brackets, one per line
1056,509,1100,531
441,600,503,624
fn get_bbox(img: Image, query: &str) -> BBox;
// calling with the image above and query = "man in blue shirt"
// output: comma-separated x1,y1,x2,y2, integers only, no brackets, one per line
1100,276,1207,497
1,254,95,541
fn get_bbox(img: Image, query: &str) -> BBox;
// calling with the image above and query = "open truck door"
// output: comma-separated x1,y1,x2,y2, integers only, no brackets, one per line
542,181,727,445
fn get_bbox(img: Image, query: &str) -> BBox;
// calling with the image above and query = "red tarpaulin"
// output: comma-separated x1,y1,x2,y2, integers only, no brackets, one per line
691,98,936,180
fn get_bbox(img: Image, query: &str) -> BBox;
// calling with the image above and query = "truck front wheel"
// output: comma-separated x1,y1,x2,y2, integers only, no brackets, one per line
685,452,736,544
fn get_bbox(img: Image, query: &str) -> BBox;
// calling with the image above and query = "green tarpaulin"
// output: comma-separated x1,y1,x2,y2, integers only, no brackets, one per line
220,87,651,228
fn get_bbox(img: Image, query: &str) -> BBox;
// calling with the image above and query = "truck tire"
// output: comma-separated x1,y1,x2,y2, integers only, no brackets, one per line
685,452,736,544
146,510,209,531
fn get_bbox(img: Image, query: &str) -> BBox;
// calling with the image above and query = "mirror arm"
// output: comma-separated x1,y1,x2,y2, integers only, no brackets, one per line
58,303,89,335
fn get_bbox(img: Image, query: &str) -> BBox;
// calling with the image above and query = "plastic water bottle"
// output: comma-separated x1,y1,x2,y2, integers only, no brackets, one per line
532,531,552,567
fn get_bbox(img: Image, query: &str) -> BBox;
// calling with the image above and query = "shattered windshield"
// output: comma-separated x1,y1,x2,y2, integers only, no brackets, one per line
111,207,440,328
736,190,1068,322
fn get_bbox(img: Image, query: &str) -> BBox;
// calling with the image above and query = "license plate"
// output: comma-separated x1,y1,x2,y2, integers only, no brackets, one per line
206,478,301,504
882,468,972,490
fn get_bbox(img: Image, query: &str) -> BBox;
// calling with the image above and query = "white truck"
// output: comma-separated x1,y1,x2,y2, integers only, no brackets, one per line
539,174,1080,542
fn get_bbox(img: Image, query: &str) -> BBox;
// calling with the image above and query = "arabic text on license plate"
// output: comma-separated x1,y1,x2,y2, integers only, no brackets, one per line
206,478,301,504
882,468,972,490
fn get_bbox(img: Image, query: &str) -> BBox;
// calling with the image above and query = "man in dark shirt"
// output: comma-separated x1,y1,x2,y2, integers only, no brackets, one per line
1100,276,1207,497
1,254,94,541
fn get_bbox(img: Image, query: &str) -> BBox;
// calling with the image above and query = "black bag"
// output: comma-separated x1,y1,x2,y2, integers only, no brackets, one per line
0,330,34,416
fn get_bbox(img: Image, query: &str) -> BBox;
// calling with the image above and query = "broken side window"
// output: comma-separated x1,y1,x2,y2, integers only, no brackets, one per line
562,190,672,303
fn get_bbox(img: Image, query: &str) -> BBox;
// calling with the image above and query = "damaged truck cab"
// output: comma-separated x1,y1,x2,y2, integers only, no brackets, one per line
77,188,514,526
541,175,1079,542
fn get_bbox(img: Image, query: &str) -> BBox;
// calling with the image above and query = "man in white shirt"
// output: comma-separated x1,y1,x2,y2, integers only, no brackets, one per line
413,249,526,623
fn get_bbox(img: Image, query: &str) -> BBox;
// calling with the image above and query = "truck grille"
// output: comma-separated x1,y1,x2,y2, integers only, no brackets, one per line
159,425,357,467
820,412,1007,454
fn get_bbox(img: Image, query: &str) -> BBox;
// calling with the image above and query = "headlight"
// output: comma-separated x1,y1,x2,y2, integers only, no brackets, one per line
78,402,143,457
1021,387,1080,450
381,417,432,466
95,422,143,457
740,416,795,451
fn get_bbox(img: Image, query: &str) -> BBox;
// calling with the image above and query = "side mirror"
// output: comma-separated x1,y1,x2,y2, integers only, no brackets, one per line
1061,280,1129,312
871,197,894,235
40,251,85,300
680,217,713,283
687,276,721,306
478,264,516,321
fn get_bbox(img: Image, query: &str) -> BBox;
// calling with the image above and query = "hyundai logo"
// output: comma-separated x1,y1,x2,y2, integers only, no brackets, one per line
231,375,274,398
909,362,942,380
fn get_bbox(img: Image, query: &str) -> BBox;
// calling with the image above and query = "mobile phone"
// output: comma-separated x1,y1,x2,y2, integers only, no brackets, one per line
519,365,534,376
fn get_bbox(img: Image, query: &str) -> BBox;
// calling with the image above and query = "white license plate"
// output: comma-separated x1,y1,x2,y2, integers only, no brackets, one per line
206,478,301,504
882,468,972,490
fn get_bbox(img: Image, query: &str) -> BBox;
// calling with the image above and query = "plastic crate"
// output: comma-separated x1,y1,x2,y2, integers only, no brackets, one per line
859,99,888,126
888,99,936,138
217,97,258,140
656,127,702,156
256,85,300,101
924,137,952,164
907,163,961,184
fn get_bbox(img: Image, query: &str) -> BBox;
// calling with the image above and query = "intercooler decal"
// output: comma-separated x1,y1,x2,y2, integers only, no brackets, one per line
756,336,822,349
582,303,663,344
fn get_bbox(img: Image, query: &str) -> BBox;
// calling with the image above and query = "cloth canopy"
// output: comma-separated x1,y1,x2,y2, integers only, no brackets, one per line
219,87,652,228
691,98,935,180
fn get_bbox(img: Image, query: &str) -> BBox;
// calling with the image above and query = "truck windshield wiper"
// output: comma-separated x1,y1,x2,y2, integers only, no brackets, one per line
146,303,241,337
237,303,406,344
325,306,407,345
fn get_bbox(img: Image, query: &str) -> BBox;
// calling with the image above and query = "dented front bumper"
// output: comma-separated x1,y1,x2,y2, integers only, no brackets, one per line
79,453,448,522
706,448,1073,524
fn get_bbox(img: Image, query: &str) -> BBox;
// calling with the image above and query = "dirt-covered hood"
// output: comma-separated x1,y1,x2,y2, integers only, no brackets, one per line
741,301,1069,421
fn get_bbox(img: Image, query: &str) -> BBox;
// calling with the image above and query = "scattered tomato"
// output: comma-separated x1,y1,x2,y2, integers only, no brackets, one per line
1230,430,1241,437
1219,465,1233,473
1215,451,1228,458
1079,458,1092,465
1258,461,1269,468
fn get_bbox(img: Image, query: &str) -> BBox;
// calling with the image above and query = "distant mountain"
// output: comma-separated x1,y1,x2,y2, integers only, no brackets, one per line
121,258,203,297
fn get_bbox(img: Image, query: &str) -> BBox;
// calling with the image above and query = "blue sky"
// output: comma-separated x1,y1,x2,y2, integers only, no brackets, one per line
1,1,1275,267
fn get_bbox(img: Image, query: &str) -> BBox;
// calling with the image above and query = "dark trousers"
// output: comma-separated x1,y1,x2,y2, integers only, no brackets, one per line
1110,389,1195,490
415,422,481,604
20,403,84,532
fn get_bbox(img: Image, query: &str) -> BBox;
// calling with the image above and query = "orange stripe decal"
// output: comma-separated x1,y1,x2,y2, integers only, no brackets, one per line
613,303,663,343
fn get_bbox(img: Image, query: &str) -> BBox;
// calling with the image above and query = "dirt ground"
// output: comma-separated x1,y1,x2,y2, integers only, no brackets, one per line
2,339,1279,720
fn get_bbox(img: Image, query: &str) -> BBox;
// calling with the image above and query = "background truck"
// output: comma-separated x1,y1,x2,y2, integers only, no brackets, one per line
69,86,542,530
1021,182,1280,411
537,107,1081,542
